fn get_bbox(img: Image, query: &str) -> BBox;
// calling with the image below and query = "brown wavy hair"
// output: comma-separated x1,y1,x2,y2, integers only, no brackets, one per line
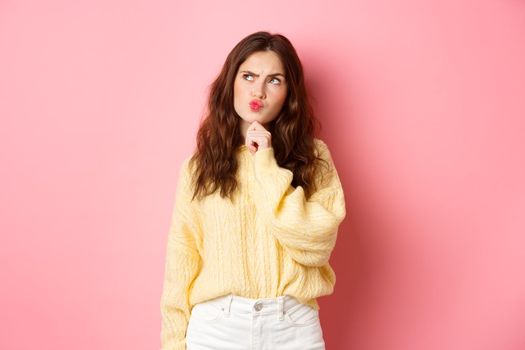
188,31,328,202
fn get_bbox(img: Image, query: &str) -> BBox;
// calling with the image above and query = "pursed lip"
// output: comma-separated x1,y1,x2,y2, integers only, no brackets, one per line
249,99,263,110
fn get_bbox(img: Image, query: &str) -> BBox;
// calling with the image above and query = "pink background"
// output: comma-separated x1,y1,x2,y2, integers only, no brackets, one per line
1,1,524,349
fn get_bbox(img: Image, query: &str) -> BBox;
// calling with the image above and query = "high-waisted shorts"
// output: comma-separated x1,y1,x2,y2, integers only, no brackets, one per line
186,293,326,350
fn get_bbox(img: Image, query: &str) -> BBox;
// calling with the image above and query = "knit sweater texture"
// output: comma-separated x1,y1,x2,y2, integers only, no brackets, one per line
160,138,346,350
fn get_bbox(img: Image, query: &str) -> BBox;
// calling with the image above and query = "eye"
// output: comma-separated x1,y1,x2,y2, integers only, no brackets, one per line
242,73,254,81
269,77,281,85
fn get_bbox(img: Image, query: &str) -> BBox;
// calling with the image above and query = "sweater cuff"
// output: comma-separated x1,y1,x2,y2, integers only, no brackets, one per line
254,147,288,170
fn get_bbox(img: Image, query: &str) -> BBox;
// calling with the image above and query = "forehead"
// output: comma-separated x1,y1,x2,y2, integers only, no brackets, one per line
238,51,285,73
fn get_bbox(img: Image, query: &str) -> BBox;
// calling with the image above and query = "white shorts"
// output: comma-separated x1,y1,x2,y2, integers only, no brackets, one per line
186,293,326,350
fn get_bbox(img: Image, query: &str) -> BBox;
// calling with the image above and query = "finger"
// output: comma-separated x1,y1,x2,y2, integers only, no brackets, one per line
246,133,270,139
247,129,270,134
249,121,266,131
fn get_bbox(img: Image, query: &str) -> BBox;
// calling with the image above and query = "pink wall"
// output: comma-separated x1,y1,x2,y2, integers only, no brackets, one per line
1,1,524,349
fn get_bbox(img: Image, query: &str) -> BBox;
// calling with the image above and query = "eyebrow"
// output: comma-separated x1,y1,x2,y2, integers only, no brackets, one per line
240,70,285,78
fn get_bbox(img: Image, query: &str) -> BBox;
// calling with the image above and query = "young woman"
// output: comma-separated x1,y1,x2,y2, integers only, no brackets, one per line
160,31,347,350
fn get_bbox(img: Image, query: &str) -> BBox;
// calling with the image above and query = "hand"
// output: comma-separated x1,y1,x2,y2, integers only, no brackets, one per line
245,121,272,155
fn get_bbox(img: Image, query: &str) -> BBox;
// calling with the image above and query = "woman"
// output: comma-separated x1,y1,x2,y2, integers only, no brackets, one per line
160,31,346,350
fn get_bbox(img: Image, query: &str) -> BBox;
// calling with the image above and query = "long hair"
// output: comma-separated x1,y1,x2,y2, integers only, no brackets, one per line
188,31,328,202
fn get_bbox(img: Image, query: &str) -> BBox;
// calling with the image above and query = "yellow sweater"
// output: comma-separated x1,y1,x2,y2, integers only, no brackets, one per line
160,138,346,350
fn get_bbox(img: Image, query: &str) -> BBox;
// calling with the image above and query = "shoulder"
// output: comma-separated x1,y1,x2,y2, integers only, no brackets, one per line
313,137,332,160
181,152,198,174
313,137,325,148
314,138,337,182
177,153,198,190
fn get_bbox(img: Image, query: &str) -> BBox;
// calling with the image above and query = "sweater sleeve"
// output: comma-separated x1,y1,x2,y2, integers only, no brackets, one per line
253,139,346,267
160,157,201,350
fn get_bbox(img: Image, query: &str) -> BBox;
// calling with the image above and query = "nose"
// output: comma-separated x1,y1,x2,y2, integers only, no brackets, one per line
251,80,265,99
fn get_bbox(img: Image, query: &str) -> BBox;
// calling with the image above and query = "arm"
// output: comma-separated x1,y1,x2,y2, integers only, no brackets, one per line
253,139,346,267
160,157,201,350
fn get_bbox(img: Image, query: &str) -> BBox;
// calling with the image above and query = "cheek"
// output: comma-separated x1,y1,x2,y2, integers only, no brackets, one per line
269,93,287,115
233,81,249,114
275,89,287,106
233,80,239,95
233,82,242,103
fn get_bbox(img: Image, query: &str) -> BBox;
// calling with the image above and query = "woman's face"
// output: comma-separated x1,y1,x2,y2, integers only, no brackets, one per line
233,50,288,130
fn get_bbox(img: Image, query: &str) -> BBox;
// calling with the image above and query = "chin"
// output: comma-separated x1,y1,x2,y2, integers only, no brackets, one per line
238,111,274,126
